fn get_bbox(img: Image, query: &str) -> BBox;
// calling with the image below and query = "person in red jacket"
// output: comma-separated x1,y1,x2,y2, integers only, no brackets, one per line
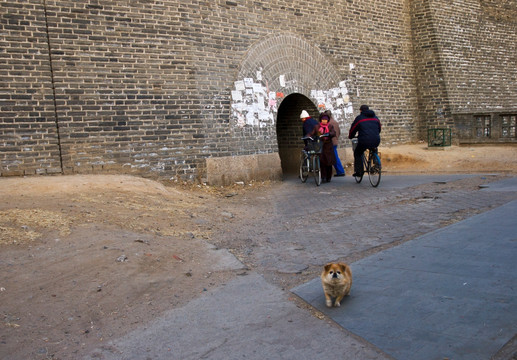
348,105,382,177
318,113,336,182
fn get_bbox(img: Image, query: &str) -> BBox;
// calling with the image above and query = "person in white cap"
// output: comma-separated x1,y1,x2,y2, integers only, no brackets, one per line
300,110,319,139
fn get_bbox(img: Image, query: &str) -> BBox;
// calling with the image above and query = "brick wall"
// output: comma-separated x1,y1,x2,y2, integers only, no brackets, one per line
1,0,61,175
410,0,517,142
1,0,516,182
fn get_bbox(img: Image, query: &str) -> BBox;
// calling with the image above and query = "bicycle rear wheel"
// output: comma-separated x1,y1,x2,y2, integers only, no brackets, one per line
299,152,309,183
313,155,321,186
368,152,381,187
354,154,365,183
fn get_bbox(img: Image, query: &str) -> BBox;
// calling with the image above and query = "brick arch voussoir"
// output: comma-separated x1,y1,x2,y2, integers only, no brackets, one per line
238,33,340,98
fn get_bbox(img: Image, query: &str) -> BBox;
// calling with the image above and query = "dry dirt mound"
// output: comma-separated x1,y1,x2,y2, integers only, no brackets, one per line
379,143,517,174
0,174,249,359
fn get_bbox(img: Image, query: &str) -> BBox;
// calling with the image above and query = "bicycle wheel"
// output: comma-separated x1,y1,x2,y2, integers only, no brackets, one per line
354,154,365,183
368,151,381,187
313,155,321,186
299,152,309,183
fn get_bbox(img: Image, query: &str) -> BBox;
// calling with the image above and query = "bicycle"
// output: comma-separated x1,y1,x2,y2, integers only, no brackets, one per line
351,138,382,187
299,134,329,186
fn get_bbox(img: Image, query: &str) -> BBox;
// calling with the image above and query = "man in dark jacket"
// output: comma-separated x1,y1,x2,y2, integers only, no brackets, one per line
348,105,382,177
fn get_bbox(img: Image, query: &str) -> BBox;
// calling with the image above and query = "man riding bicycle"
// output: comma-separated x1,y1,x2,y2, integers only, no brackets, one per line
348,105,382,177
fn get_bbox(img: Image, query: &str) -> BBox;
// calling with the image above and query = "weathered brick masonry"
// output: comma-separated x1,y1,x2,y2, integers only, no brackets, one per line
411,0,517,142
1,0,516,184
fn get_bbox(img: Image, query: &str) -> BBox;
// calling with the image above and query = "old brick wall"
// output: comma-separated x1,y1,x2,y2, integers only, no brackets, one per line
1,0,516,182
410,0,517,143
1,0,61,175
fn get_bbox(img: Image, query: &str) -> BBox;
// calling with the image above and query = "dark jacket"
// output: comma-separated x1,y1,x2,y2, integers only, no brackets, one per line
302,117,319,138
348,109,382,148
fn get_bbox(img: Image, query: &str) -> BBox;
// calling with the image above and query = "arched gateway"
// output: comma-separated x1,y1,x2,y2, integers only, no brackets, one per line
206,34,354,184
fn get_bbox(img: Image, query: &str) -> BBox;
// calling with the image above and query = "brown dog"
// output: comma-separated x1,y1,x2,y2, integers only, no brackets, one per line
321,262,352,307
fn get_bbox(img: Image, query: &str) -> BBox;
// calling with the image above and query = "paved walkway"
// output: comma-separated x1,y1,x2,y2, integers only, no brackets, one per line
86,175,517,360
293,198,517,360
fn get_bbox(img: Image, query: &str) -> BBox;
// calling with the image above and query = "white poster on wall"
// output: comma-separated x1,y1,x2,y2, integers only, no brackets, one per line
231,90,242,101
279,75,285,87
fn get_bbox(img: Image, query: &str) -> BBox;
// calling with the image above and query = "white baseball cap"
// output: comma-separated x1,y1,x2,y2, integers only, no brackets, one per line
300,110,310,119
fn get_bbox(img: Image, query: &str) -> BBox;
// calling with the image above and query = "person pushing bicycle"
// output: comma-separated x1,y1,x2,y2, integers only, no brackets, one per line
348,105,382,177
300,110,320,149
300,110,319,137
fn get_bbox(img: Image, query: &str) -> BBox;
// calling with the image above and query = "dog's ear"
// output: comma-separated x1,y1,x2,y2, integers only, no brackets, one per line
338,263,349,272
324,263,332,272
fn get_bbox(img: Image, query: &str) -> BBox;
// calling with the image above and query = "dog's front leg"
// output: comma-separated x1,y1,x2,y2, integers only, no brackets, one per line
334,294,345,307
324,293,333,307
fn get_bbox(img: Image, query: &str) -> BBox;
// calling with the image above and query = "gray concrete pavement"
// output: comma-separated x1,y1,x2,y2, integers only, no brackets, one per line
86,273,388,360
293,199,517,360
86,174,517,360
481,176,517,192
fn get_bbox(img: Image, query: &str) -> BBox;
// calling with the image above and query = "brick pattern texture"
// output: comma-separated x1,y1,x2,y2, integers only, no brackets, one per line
1,0,516,181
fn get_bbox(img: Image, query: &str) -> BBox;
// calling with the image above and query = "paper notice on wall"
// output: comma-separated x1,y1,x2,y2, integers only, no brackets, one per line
253,83,263,94
246,111,256,126
236,113,245,127
244,78,253,88
279,75,285,87
231,90,242,101
258,110,269,121
256,70,262,81
234,80,245,91
231,75,279,128
256,95,265,110
231,102,245,112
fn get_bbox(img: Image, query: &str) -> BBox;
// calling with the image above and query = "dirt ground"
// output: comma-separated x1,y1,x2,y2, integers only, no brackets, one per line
1,143,517,359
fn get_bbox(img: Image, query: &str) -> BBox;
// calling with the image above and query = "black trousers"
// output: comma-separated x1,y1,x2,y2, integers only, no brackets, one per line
354,140,379,175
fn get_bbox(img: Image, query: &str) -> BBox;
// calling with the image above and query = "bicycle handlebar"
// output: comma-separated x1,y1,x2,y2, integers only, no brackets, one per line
301,133,330,141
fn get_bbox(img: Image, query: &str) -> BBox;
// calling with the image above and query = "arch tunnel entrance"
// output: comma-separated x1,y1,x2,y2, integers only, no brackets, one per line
276,93,319,175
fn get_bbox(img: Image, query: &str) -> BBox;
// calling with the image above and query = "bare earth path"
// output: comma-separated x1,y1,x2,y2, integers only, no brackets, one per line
1,144,517,359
